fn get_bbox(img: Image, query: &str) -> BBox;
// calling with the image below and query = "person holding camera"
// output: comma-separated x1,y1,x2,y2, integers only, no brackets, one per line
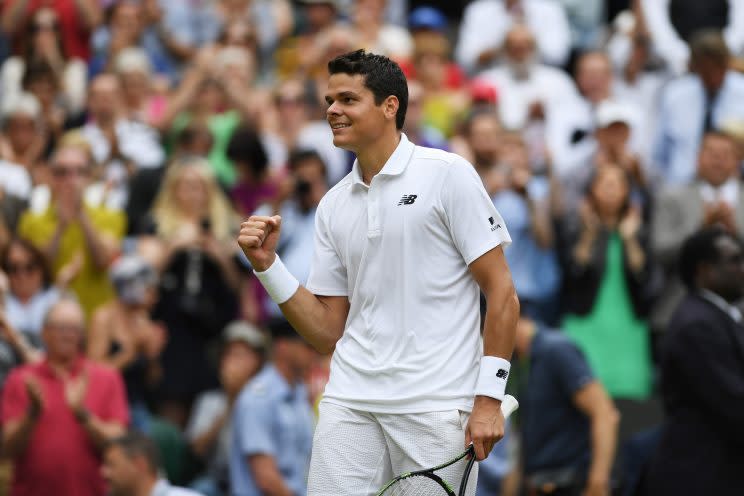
253,149,329,318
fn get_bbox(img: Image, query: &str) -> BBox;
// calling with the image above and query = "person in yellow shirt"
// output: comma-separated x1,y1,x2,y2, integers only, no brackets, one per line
18,138,125,319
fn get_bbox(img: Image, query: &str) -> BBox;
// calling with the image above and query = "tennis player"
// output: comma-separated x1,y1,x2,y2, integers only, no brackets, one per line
237,49,519,495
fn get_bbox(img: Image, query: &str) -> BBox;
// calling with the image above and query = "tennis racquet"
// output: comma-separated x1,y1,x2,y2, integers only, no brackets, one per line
375,394,519,496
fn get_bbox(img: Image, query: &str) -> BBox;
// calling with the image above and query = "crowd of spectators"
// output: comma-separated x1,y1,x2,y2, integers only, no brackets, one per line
0,0,742,495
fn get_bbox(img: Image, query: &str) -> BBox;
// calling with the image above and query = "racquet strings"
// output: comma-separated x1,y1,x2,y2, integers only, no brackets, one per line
382,474,453,495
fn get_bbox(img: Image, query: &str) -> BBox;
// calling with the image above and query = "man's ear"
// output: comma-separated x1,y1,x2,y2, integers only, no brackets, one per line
383,95,399,122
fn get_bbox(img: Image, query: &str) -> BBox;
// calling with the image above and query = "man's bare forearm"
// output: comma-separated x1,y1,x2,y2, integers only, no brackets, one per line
2,413,38,458
587,407,619,486
278,287,348,354
482,284,519,362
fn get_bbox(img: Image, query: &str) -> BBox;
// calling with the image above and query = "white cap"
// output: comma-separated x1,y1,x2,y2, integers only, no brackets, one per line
595,99,634,128
1,92,41,123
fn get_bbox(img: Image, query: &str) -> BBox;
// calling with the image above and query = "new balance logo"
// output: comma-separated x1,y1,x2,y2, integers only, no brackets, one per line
496,369,509,380
398,194,418,205
489,217,502,231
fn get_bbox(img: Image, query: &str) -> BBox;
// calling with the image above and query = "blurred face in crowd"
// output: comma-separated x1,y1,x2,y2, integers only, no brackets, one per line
4,113,37,154
305,2,337,31
467,112,502,166
119,69,150,107
702,235,744,303
5,241,45,302
222,19,256,49
354,0,387,25
173,166,209,216
693,57,727,95
195,79,226,114
101,445,148,496
278,337,317,382
88,74,123,124
698,133,739,187
576,53,613,104
590,165,629,218
220,341,263,395
504,25,537,79
30,8,61,58
276,80,308,130
42,300,85,363
50,146,91,201
595,121,630,152
326,73,394,153
110,2,143,42
25,74,58,110
403,81,424,132
293,156,328,211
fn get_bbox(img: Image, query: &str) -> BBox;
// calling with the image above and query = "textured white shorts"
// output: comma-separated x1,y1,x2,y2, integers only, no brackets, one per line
307,401,478,496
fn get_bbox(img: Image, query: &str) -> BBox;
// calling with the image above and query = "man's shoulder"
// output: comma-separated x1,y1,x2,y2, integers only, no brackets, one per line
410,146,471,175
237,367,281,404
84,359,122,381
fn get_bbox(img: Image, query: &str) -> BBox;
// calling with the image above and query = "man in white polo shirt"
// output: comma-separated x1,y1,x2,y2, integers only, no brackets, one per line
237,49,519,495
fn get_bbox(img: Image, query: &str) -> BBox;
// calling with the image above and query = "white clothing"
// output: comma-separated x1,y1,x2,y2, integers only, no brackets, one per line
641,0,744,76
150,479,204,496
5,288,60,337
456,0,571,73
0,160,32,200
307,401,477,496
305,134,511,414
700,178,740,209
477,63,579,130
0,57,87,114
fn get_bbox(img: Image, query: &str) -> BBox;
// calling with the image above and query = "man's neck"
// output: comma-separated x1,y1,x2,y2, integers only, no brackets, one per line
356,132,402,185
136,476,159,496
274,359,299,386
47,355,78,374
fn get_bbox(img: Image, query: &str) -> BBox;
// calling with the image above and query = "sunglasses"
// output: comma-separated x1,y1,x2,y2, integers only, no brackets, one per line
52,167,89,178
6,262,39,275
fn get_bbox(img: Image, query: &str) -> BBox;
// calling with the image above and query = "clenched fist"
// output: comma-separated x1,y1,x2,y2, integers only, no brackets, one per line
237,215,282,271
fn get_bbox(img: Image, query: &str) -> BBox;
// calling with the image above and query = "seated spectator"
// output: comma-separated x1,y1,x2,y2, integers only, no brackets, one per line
513,313,619,496
186,321,267,496
102,432,203,496
351,0,413,61
456,0,571,74
558,165,655,399
652,30,744,184
643,228,744,495
0,7,87,116
0,279,42,388
21,61,67,146
1,297,129,496
148,157,239,428
229,319,315,496
18,139,125,319
114,47,169,127
87,254,166,432
81,73,165,210
2,237,66,340
651,131,744,332
454,108,503,192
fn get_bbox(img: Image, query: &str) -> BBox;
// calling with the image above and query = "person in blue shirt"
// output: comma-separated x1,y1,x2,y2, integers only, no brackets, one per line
514,314,619,496
229,319,316,496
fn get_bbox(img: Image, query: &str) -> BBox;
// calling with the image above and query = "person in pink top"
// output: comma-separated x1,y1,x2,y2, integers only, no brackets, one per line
1,297,129,496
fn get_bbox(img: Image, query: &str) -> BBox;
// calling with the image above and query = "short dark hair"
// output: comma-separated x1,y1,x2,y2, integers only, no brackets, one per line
678,227,739,289
689,29,730,68
2,237,53,289
328,49,408,130
226,125,269,178
288,149,327,178
105,432,161,474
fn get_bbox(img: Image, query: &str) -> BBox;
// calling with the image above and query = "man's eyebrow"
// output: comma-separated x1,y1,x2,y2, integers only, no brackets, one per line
325,91,360,102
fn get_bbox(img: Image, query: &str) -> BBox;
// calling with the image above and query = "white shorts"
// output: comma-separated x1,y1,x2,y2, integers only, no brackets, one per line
307,401,478,496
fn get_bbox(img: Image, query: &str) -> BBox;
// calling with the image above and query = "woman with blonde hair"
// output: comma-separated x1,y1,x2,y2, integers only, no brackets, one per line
148,156,242,428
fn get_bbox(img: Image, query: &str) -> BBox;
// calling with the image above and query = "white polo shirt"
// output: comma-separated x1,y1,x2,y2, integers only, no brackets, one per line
306,134,511,414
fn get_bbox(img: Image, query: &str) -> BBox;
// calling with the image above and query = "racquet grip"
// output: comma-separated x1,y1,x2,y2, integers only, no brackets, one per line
501,394,519,419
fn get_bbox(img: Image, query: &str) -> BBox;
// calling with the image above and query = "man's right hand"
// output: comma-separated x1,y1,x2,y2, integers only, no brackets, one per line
238,215,282,271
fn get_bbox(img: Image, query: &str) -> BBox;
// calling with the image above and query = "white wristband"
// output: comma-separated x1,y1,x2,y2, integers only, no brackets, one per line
253,256,300,304
474,356,511,401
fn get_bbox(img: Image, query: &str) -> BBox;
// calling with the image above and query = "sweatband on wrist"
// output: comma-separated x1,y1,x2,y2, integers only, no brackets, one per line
253,256,299,304
474,356,511,401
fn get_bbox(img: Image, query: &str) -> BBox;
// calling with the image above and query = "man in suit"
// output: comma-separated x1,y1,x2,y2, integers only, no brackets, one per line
651,131,744,332
643,227,744,495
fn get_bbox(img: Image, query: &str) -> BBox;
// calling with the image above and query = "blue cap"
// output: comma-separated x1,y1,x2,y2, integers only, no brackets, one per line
408,6,448,31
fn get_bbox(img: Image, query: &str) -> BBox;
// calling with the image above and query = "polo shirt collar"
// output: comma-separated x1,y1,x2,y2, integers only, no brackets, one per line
351,133,416,188
39,355,86,379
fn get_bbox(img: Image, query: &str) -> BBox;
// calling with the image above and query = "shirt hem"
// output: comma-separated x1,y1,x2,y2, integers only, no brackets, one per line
319,396,474,415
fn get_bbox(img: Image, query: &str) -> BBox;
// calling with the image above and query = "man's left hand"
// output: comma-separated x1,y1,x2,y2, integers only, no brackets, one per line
465,396,505,460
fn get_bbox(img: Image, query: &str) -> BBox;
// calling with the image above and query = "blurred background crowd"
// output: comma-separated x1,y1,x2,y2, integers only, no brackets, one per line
0,0,742,495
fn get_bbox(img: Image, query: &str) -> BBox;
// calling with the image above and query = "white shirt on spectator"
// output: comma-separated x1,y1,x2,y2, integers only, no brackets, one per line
456,0,571,73
5,287,60,337
652,71,744,185
641,0,744,75
478,63,579,130
0,160,32,200
305,134,511,413
700,178,740,209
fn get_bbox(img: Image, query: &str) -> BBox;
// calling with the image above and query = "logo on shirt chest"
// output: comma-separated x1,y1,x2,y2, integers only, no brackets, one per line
398,194,418,205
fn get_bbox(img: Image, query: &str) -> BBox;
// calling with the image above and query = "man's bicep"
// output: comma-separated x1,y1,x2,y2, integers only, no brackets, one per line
468,246,515,296
316,294,350,336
